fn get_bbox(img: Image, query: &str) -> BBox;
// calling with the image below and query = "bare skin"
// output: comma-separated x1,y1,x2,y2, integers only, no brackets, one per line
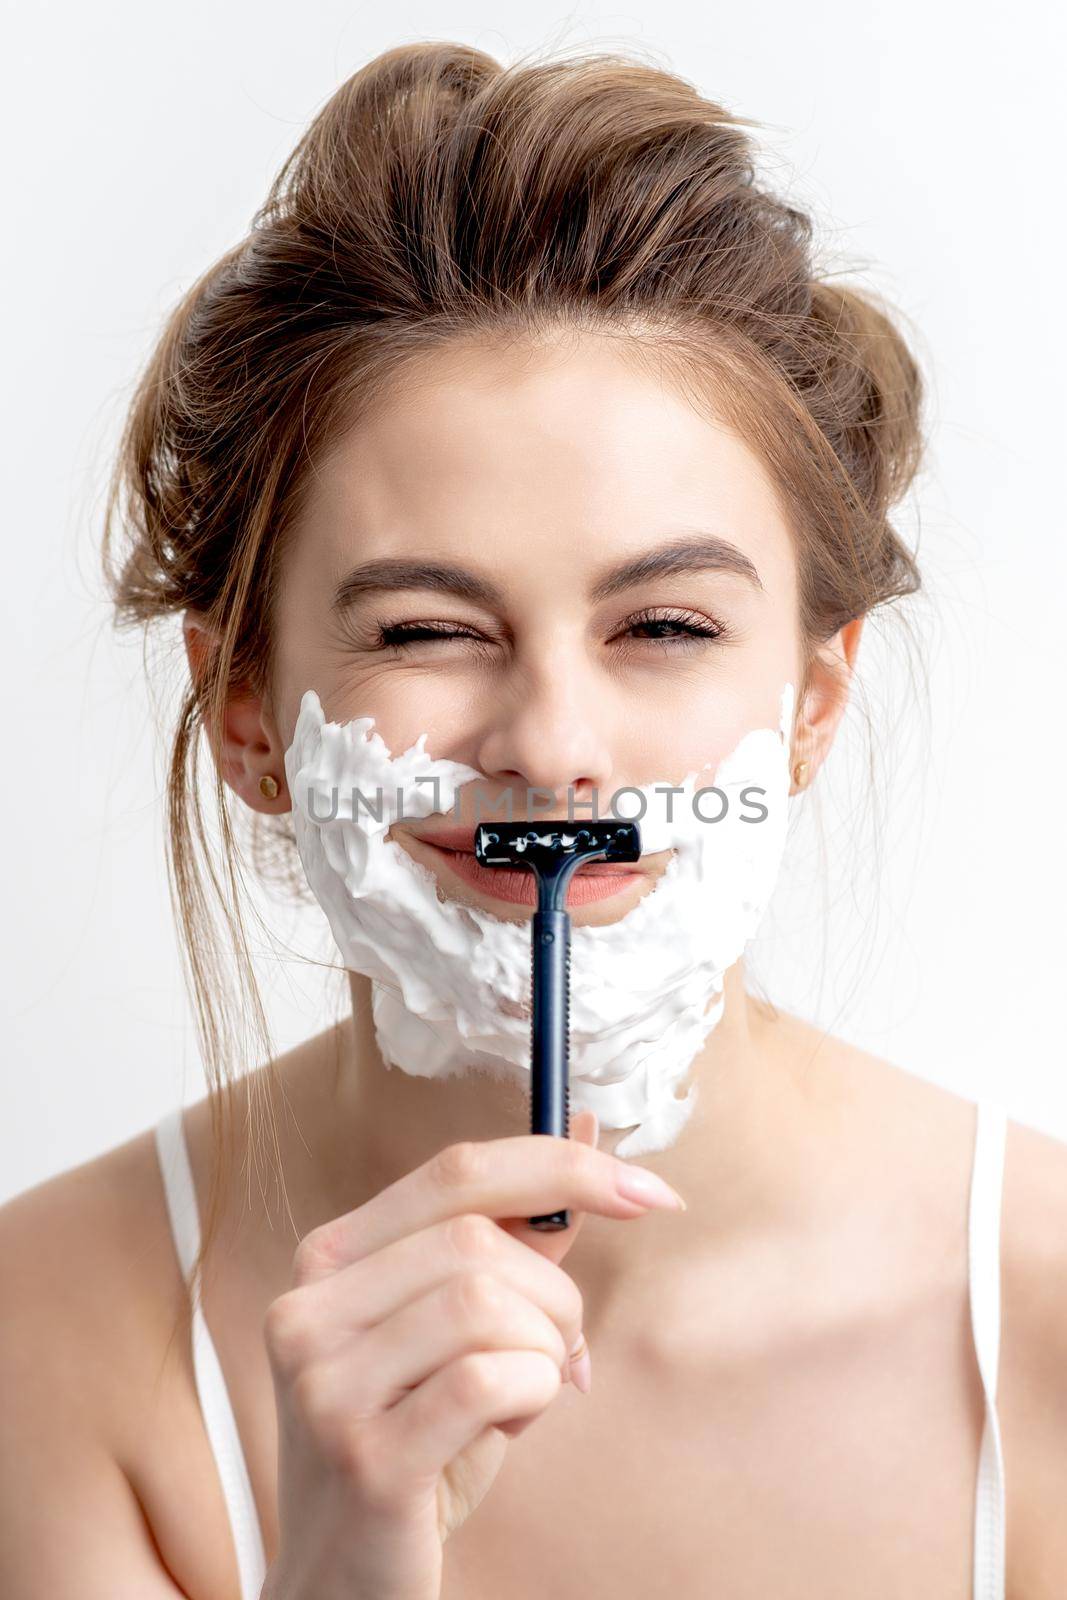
3,999,1067,1598
2,331,1066,1596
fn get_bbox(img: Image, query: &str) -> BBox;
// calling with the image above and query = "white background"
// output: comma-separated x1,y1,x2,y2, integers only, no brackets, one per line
2,1,1064,1203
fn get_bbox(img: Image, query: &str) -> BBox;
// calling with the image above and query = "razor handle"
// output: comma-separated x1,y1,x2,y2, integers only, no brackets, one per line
472,820,640,1235
528,907,571,1231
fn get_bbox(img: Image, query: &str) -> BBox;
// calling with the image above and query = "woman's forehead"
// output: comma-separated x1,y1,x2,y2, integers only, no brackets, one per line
294,337,796,595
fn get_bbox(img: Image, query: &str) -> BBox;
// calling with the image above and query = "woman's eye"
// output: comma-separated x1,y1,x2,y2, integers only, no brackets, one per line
617,608,728,647
377,621,487,647
370,609,730,653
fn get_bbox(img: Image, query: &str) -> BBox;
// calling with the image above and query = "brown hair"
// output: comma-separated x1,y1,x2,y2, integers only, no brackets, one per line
101,41,925,1324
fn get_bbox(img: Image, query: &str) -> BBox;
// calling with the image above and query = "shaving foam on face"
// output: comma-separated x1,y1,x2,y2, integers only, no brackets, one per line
283,686,795,1158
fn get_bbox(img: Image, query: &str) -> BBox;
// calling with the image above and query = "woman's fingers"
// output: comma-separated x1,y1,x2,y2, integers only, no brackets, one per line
271,1210,586,1373
293,1124,685,1286
307,1272,575,1419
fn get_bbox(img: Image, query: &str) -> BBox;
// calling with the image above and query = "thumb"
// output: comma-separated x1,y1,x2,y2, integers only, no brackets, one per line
570,1106,600,1151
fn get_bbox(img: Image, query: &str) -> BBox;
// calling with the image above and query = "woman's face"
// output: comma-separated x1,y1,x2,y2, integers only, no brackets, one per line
235,334,850,924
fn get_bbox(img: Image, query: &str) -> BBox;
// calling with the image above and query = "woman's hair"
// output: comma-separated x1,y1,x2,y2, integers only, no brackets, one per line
101,41,924,1324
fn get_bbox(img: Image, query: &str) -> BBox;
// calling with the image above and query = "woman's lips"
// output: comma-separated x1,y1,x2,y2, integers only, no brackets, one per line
401,827,648,907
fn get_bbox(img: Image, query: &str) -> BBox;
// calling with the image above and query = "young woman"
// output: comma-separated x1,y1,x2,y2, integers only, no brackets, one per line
2,41,1065,1600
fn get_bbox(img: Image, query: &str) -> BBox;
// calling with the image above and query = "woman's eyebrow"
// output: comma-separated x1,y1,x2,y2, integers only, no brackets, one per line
332,560,506,613
330,532,763,615
589,533,764,600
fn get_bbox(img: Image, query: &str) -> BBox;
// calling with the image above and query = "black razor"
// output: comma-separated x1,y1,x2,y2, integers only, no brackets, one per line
473,820,642,1231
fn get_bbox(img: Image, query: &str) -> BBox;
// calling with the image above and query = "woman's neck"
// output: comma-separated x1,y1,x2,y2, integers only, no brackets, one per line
266,962,840,1336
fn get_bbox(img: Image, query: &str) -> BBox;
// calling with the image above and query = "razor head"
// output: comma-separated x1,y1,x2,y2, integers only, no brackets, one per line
474,820,641,876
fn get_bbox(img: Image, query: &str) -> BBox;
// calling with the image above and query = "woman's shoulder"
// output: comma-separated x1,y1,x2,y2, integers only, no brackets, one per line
797,1015,1067,1583
0,1120,231,1594
773,1005,1067,1185
771,1009,1067,1313
0,1119,190,1450
0,1117,174,1300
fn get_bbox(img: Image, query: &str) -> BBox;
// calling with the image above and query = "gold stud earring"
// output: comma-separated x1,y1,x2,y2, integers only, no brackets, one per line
792,760,810,790
259,774,280,800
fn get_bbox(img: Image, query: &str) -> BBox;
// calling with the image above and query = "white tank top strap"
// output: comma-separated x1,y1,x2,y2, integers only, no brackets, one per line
969,1096,1007,1600
154,1106,269,1600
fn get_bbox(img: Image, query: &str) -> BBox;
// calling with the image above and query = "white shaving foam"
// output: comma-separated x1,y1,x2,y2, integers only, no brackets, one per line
283,686,795,1158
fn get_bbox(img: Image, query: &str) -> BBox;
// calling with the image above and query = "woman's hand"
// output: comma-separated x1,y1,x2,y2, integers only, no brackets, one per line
260,1109,685,1600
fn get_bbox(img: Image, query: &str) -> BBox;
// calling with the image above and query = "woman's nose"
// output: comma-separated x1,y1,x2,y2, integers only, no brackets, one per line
474,673,615,804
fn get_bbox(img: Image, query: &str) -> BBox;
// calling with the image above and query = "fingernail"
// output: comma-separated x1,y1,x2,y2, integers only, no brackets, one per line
569,1332,592,1394
615,1164,687,1211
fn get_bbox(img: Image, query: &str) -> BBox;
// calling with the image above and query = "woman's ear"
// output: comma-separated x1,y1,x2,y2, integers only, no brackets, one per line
182,607,216,696
791,615,865,793
182,608,290,812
